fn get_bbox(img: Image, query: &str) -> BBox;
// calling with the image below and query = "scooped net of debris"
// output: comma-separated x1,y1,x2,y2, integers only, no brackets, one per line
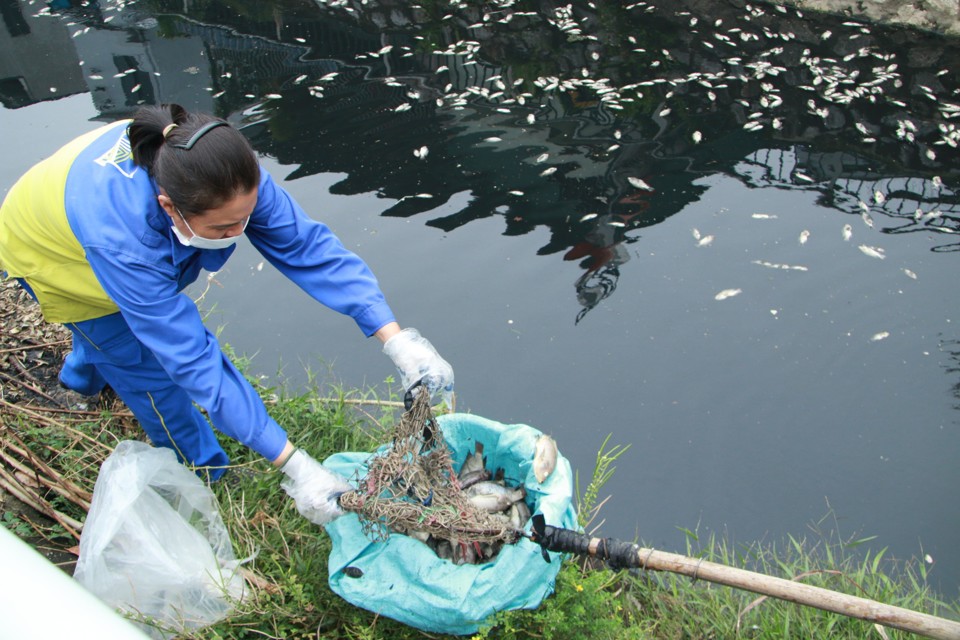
338,391,531,565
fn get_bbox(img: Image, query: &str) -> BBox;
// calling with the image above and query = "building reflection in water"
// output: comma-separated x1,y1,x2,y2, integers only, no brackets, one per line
1,0,957,320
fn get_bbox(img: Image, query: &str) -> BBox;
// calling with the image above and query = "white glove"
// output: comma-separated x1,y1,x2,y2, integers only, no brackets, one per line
280,449,353,526
382,327,455,407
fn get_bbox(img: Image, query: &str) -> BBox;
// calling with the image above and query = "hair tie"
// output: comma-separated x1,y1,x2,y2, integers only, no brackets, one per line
162,123,178,140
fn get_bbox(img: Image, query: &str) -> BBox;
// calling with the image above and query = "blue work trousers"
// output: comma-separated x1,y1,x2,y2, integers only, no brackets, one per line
13,278,230,480
60,312,230,480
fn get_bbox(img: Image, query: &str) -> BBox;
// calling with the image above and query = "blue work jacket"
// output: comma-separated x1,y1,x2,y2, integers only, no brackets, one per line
0,121,396,460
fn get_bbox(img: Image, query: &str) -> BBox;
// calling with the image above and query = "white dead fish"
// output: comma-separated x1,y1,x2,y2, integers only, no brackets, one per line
536,153,549,163
697,235,714,247
903,268,918,280
858,245,886,259
459,441,485,477
398,193,434,203
469,492,514,513
459,469,491,489
752,213,778,219
870,331,890,342
842,224,853,241
579,213,598,222
484,136,502,142
628,176,653,190
714,288,742,300
413,145,429,159
452,539,477,565
799,230,810,245
540,167,557,177
467,482,526,504
751,260,808,271
692,131,703,143
508,501,531,530
533,435,558,483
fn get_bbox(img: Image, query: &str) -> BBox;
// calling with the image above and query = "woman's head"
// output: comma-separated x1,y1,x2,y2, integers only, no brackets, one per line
128,104,260,216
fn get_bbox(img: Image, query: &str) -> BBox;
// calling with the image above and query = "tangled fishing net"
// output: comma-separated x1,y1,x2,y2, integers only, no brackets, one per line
339,391,516,546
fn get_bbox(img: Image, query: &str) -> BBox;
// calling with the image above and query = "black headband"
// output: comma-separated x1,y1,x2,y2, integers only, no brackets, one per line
171,121,229,150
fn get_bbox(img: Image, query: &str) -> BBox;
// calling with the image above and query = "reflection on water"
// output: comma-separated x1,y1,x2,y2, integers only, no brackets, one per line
4,0,956,320
3,0,960,591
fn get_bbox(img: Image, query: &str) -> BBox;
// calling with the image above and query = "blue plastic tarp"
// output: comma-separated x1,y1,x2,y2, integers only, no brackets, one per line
324,413,579,635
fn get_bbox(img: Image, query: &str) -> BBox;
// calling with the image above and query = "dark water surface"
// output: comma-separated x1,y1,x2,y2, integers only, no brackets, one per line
2,0,959,595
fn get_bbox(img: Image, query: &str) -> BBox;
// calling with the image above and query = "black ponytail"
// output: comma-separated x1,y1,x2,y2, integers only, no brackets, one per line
128,104,259,215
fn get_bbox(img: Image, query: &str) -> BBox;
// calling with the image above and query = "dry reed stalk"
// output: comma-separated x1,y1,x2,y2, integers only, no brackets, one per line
0,464,83,538
0,338,71,355
0,432,93,505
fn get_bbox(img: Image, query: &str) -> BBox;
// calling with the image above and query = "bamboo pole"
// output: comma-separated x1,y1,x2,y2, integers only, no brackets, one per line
631,545,960,640
531,518,960,640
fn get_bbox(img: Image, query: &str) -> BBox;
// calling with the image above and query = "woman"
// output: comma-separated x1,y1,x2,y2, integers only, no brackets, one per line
0,104,454,526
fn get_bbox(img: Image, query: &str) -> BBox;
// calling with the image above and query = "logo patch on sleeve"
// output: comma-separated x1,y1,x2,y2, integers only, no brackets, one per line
94,132,139,179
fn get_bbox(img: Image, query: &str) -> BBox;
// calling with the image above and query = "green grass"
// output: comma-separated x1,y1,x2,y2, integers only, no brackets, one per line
4,367,958,639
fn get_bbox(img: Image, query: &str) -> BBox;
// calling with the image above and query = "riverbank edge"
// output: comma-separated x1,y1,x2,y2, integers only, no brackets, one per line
776,0,960,37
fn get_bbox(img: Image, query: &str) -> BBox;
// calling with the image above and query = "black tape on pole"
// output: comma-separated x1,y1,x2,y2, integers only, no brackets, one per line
531,515,642,569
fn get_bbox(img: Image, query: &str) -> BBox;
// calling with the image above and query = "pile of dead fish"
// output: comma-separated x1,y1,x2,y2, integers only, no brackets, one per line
402,434,558,565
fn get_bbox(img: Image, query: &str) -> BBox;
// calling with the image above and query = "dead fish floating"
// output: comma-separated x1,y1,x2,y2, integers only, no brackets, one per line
715,288,742,300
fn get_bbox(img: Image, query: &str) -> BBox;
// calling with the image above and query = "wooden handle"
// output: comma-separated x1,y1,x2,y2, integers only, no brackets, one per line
633,547,960,640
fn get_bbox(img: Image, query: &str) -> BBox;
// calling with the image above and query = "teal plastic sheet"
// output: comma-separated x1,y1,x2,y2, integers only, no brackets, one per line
324,413,579,635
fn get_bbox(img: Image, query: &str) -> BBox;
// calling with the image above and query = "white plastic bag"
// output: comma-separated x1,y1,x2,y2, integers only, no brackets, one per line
74,441,246,639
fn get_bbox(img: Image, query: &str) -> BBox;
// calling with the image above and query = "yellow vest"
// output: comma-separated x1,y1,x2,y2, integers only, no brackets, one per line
0,121,129,323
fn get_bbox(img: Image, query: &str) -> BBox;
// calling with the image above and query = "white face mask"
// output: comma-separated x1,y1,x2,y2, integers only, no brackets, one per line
172,208,249,250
